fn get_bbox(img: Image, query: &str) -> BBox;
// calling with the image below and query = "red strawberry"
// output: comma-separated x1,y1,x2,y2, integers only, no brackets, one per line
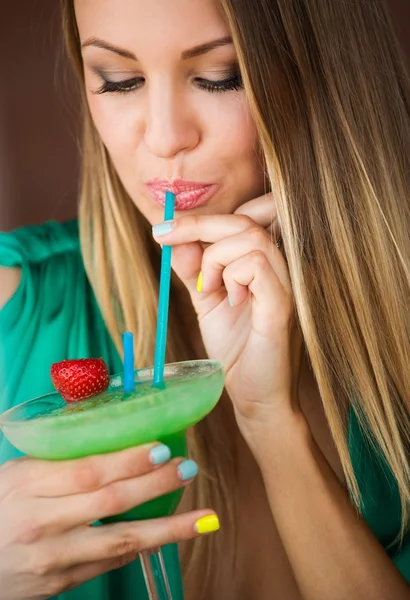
50,358,110,403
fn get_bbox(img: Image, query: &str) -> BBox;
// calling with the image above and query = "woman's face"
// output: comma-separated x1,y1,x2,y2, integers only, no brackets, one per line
75,0,265,224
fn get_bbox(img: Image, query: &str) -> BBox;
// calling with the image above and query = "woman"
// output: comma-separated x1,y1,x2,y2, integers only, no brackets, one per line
0,0,409,598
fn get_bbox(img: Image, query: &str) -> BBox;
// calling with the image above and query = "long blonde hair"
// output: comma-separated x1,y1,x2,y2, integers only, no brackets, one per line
62,0,410,595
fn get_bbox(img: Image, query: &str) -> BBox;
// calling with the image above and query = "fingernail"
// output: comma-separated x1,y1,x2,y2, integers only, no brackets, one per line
195,514,220,535
196,272,203,293
152,221,175,237
177,459,198,481
149,444,172,465
228,294,234,307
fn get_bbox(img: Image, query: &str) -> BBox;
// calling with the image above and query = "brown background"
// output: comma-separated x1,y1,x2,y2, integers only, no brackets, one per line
0,0,409,231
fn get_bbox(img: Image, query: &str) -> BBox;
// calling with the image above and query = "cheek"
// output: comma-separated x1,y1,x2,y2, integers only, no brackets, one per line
210,97,264,196
209,96,259,161
86,93,139,160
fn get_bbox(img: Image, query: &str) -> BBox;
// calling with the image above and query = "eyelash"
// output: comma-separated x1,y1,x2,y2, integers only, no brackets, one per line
95,71,243,95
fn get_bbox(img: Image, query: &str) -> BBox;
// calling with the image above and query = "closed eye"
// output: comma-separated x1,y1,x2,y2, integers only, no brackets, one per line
94,77,144,94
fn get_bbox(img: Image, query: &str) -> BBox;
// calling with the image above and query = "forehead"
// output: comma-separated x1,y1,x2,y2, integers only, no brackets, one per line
74,0,230,54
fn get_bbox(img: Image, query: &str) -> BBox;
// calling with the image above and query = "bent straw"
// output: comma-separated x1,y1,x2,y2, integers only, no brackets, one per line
153,191,175,388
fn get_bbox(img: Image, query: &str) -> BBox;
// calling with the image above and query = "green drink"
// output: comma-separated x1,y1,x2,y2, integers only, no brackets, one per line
0,360,224,522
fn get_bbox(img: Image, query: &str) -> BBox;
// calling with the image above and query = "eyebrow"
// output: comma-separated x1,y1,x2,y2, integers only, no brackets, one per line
81,36,233,61
182,36,233,59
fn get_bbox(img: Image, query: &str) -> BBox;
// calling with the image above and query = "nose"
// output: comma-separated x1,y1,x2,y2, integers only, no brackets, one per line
143,84,200,159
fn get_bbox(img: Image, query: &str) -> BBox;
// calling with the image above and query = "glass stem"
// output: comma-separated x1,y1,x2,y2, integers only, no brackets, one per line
140,548,173,600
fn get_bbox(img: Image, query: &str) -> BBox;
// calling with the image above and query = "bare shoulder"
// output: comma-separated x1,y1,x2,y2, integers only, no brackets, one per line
0,266,22,311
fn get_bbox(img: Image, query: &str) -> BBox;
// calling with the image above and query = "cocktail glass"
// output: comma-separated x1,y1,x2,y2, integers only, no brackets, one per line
0,359,224,600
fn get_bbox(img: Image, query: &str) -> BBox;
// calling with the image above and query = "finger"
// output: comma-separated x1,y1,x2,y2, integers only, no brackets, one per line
60,552,140,593
171,241,204,287
152,213,255,246
58,507,219,591
0,456,30,473
200,227,291,296
29,444,172,498
266,220,282,242
222,252,293,336
234,193,277,229
44,458,198,528
0,457,31,499
234,194,281,243
66,509,219,566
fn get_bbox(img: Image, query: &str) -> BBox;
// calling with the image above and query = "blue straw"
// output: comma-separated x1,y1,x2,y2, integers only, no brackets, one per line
123,331,135,394
153,191,175,388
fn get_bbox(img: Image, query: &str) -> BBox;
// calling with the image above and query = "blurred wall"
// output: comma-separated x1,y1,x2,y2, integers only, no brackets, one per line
0,0,79,231
0,0,409,232
390,0,410,60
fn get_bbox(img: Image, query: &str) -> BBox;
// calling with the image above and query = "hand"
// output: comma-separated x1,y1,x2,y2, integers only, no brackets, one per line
0,448,214,600
153,193,304,439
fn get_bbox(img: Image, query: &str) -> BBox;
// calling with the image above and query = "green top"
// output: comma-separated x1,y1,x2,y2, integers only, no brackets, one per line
1,220,409,597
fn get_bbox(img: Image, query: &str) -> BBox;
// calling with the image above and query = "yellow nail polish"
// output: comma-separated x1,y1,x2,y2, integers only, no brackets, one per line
195,514,220,535
196,271,203,293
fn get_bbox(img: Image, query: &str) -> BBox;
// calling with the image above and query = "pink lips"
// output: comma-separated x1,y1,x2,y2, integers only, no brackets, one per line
146,179,217,210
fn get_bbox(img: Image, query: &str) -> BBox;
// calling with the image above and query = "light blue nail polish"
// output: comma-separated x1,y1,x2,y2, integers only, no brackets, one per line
177,460,199,481
152,221,175,237
228,295,235,307
149,444,171,465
